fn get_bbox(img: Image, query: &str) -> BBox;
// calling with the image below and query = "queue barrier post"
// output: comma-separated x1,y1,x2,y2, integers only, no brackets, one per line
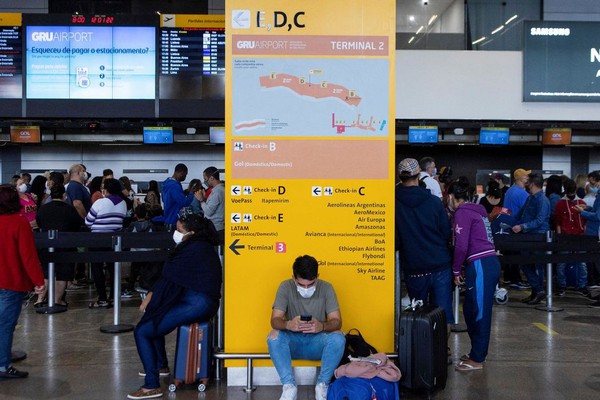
101,235,134,333
37,230,67,315
536,231,563,313
451,285,468,332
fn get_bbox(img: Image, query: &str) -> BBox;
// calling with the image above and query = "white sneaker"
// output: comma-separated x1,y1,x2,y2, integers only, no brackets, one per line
279,384,297,400
315,382,328,400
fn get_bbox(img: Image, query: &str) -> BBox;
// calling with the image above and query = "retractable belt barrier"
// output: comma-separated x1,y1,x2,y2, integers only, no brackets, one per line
34,231,174,332
493,232,600,313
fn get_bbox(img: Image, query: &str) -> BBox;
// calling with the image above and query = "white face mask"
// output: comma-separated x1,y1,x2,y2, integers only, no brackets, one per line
172,230,186,245
18,183,28,193
296,285,316,299
44,181,51,195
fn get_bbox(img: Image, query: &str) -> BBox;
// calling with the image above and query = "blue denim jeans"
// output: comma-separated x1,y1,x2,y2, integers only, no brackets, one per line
463,257,501,363
522,264,545,294
0,289,25,370
557,262,587,289
405,268,455,324
134,289,219,389
267,330,345,385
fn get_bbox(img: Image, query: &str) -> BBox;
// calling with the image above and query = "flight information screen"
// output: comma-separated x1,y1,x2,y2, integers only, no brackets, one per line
26,25,156,99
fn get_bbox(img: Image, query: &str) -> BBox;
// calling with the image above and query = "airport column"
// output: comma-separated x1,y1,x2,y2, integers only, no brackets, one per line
224,0,396,382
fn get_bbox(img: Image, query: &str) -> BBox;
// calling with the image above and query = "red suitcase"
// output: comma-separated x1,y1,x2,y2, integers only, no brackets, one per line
398,305,447,396
169,321,211,392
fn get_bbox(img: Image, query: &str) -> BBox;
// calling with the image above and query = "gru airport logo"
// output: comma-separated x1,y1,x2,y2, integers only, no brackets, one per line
232,9,305,31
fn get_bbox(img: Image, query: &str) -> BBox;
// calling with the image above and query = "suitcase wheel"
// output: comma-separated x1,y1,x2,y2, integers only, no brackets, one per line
198,383,206,392
168,383,177,392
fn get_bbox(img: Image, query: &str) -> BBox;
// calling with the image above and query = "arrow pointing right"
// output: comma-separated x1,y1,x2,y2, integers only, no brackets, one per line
229,239,245,255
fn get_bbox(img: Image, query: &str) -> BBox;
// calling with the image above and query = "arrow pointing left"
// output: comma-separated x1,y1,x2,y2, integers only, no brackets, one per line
229,239,245,255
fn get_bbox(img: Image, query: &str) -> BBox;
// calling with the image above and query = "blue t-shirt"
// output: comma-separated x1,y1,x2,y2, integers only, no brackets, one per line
503,185,529,215
66,181,92,213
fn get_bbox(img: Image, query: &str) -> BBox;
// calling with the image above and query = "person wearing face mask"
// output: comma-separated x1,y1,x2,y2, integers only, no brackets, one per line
512,174,551,305
418,156,443,199
128,208,221,400
267,255,345,400
65,164,92,219
15,177,38,230
35,184,83,309
448,179,500,372
554,179,588,297
85,178,127,309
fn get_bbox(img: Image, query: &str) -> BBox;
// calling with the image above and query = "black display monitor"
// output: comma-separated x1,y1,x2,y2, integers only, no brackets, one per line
408,126,438,144
479,127,509,145
143,126,173,144
158,14,225,118
23,14,157,118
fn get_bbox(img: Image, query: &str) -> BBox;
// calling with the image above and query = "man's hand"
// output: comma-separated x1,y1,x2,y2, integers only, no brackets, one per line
454,275,464,286
34,285,46,295
573,204,586,213
512,224,523,233
285,316,323,333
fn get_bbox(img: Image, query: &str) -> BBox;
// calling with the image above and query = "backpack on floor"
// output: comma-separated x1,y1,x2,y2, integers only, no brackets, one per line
339,328,378,366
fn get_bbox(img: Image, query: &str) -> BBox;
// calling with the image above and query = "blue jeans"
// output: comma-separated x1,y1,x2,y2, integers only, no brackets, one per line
522,264,545,294
557,262,587,289
267,330,345,385
463,257,501,363
0,289,24,370
134,289,219,389
405,268,455,324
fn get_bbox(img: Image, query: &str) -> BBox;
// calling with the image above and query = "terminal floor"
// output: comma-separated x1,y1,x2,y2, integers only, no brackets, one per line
2,286,600,400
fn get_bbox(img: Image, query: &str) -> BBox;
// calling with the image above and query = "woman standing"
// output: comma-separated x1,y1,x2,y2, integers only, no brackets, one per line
128,209,222,400
0,184,45,379
85,178,127,308
144,180,162,218
16,177,38,230
448,179,501,372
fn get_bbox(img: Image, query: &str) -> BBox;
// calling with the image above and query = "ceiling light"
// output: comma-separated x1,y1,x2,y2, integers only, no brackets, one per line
416,26,424,35
491,25,504,35
472,36,486,45
505,14,518,25
409,15,415,22
428,15,438,26
408,36,415,44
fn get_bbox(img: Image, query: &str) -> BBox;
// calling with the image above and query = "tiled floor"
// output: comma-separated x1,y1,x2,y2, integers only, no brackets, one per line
2,285,600,399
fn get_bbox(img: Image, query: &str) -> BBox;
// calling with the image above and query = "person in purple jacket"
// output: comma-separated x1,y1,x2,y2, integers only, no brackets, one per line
448,179,501,372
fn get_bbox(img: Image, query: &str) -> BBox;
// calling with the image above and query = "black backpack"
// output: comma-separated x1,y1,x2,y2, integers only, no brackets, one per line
339,328,378,366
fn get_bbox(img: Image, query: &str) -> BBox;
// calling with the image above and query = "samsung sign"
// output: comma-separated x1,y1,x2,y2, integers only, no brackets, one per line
523,21,600,102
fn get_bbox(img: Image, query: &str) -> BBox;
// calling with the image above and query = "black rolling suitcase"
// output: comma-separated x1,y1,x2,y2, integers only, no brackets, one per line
398,304,447,396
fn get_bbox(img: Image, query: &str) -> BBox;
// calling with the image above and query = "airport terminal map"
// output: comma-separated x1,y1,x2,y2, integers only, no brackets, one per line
232,57,389,137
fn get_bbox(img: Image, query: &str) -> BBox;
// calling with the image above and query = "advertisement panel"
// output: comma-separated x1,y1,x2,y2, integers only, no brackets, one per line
542,128,571,145
10,125,40,143
524,21,600,102
225,0,396,365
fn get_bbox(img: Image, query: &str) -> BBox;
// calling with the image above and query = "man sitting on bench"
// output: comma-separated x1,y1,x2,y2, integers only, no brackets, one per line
267,255,345,400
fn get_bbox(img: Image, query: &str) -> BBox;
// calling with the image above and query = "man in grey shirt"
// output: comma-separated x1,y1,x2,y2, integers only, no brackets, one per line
267,255,345,400
195,166,225,246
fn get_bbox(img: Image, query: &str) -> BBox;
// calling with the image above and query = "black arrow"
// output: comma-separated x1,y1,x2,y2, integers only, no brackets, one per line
313,187,321,196
231,214,240,223
229,239,245,255
231,186,240,195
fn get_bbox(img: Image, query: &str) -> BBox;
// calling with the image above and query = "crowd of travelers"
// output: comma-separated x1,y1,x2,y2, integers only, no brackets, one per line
0,163,225,394
395,156,600,374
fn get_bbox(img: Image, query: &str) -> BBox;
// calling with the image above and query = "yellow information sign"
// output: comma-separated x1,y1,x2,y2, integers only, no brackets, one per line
225,0,396,365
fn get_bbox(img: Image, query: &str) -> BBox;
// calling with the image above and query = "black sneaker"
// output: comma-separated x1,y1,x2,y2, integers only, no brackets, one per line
521,293,535,303
557,288,566,297
0,367,28,379
589,300,600,308
577,288,590,297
